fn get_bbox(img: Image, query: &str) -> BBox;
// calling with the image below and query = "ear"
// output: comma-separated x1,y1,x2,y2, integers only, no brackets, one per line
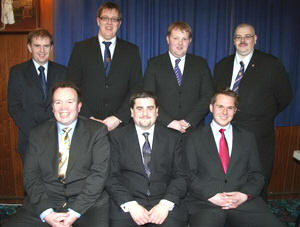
96,17,101,27
78,102,82,112
27,43,32,53
130,108,133,118
254,35,257,44
209,104,213,113
166,36,170,45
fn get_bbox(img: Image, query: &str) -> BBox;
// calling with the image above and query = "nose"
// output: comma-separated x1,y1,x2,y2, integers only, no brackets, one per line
40,46,45,53
107,18,113,24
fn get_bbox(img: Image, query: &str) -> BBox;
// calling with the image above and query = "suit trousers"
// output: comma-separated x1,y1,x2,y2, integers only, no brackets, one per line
189,198,284,227
3,203,109,227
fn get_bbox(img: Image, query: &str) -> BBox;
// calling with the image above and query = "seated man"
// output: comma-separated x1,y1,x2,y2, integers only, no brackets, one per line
185,89,284,227
4,81,110,227
106,90,187,227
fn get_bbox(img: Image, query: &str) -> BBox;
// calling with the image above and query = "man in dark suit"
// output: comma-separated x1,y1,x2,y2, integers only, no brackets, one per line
8,29,66,160
213,23,293,195
144,21,213,134
67,1,143,131
106,91,187,227
185,89,284,227
3,81,110,227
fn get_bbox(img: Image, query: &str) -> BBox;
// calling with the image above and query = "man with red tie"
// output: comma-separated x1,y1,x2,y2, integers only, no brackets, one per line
184,89,284,227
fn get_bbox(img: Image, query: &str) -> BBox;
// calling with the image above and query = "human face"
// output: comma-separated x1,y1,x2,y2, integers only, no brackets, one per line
131,98,158,130
27,36,52,65
52,88,82,126
97,8,121,40
234,25,257,58
166,28,191,58
210,94,237,127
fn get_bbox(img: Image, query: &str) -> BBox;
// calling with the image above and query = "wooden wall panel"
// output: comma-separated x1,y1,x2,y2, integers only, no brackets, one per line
268,126,300,199
0,0,53,203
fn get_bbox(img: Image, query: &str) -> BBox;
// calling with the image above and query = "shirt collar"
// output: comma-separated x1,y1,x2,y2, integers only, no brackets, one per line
168,51,186,63
57,119,78,135
98,35,117,46
32,59,49,73
235,50,253,68
211,120,231,132
135,124,155,136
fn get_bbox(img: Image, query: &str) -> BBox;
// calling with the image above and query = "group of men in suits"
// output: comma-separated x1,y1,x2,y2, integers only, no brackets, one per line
6,1,292,227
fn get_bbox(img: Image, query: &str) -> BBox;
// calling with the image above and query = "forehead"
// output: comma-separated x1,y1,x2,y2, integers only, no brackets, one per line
214,94,235,106
235,26,255,35
134,97,156,107
170,28,190,37
100,8,119,17
30,36,51,45
53,88,78,100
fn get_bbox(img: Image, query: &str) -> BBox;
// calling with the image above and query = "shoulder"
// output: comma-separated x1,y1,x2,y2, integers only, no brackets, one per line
49,61,67,71
188,125,211,142
215,54,235,67
10,60,32,72
77,115,108,133
116,38,139,50
186,53,208,63
155,122,182,140
253,49,282,64
109,123,135,139
30,118,56,135
147,53,168,65
73,36,98,49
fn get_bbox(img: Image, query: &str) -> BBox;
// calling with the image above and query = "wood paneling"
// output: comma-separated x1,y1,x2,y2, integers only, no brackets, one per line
0,0,53,203
268,126,300,199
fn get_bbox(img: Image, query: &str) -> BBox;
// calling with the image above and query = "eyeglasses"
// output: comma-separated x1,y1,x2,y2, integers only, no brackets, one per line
215,104,237,112
233,35,255,41
99,16,121,23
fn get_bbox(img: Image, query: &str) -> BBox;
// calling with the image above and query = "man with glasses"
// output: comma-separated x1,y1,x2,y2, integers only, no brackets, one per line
185,89,285,227
67,1,142,131
213,23,293,199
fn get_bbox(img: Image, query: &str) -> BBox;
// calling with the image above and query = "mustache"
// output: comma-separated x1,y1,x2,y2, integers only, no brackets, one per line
239,42,247,45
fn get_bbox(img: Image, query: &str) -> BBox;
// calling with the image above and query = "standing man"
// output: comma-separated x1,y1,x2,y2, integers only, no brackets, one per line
213,23,293,196
4,81,110,227
8,29,66,160
185,89,284,227
106,91,187,227
144,21,214,133
67,1,143,131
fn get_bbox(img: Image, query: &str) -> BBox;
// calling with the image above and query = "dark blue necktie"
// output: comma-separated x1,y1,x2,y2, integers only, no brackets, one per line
38,66,47,99
232,61,244,92
142,132,151,178
174,58,183,86
103,41,112,76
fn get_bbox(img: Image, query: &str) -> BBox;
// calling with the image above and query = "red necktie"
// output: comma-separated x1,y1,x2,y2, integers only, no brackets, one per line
219,129,230,174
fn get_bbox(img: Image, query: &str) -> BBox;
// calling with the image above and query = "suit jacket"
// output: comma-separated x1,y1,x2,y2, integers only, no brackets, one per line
213,49,293,138
8,59,66,156
144,53,214,128
185,124,265,213
106,123,187,220
67,36,143,123
23,116,110,217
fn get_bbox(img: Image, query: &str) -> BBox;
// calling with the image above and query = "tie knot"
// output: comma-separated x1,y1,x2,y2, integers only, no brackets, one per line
219,128,225,134
103,41,112,48
240,61,244,67
143,132,149,139
38,66,45,73
62,127,71,134
175,58,181,65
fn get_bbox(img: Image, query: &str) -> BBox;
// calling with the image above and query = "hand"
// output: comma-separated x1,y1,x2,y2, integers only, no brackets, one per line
44,212,69,227
179,120,191,130
90,116,104,123
208,193,230,207
167,120,186,133
103,116,121,131
128,203,150,225
62,212,78,227
149,203,169,224
221,192,248,209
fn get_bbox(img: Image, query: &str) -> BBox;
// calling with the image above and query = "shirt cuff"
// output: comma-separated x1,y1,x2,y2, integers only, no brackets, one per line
40,208,54,222
120,201,138,212
159,199,175,211
68,208,81,218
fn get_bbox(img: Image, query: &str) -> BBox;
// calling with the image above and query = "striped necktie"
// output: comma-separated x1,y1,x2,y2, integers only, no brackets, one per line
232,61,244,92
142,132,151,178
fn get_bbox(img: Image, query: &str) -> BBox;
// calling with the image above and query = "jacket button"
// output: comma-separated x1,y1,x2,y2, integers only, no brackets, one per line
105,84,109,88
224,179,227,183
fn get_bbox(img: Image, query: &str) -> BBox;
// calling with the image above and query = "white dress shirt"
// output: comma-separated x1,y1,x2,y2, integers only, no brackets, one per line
32,59,48,81
98,35,117,61
168,51,186,75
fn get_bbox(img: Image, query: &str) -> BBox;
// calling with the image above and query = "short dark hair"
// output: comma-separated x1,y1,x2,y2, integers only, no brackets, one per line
52,81,82,103
129,90,159,109
97,1,122,20
167,21,192,39
27,29,53,45
210,88,238,107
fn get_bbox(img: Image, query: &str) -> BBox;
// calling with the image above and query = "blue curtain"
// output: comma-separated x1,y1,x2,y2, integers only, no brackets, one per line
53,0,300,126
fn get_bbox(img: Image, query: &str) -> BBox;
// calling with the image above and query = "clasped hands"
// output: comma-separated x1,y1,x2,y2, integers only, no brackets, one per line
44,211,78,227
208,192,248,209
128,202,170,226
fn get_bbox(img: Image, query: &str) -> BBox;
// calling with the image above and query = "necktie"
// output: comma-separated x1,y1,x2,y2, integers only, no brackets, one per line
232,61,244,92
142,132,151,178
58,127,71,179
219,129,230,174
103,41,112,76
174,58,183,86
38,66,47,99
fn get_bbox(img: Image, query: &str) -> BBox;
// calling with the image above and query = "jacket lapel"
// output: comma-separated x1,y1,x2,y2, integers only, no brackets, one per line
164,53,181,88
